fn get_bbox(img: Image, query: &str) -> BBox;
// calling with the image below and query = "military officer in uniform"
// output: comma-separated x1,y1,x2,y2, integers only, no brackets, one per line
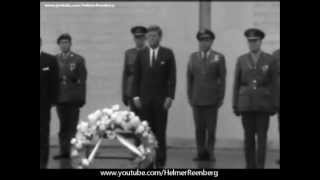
273,48,280,165
122,26,147,116
187,29,226,161
233,28,278,169
54,34,88,159
40,37,59,168
122,26,147,158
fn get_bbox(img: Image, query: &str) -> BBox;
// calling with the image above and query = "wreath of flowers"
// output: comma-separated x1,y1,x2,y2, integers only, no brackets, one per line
70,105,158,169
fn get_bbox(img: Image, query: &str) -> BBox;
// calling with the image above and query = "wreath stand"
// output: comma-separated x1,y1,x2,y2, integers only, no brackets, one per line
70,106,158,169
72,132,157,169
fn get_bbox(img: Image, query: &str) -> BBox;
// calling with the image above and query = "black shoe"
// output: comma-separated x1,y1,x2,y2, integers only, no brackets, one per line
53,153,70,160
207,155,216,162
155,162,165,169
193,154,206,161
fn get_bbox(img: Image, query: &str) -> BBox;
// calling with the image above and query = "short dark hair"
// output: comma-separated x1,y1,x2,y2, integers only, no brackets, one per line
147,25,162,37
57,33,72,44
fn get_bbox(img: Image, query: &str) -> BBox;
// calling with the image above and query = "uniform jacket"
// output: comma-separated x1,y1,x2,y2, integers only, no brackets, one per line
132,46,177,102
187,50,227,107
122,48,140,106
273,49,280,109
233,51,278,112
56,52,87,107
40,52,59,109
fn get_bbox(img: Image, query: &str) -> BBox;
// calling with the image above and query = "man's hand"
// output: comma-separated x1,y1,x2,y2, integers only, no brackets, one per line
164,97,173,110
133,97,142,109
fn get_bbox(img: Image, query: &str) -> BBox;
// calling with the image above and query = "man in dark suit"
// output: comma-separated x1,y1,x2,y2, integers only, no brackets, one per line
233,28,278,169
187,29,226,161
40,37,59,169
54,34,88,159
132,25,177,168
273,48,280,165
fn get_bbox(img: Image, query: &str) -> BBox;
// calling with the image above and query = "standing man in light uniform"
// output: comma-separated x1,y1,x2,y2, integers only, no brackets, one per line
54,33,88,160
187,29,226,161
233,28,278,169
122,26,147,159
122,26,147,116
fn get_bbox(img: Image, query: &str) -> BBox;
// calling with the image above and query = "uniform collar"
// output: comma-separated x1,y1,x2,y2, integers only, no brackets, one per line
200,49,213,59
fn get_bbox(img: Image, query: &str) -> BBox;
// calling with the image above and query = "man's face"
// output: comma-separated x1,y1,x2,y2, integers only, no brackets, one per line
134,36,146,48
147,31,161,48
247,39,262,53
59,39,72,53
199,39,213,52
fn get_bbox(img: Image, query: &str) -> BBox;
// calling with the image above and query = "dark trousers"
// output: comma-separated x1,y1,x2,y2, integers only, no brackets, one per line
192,106,218,157
140,98,168,167
278,110,280,159
56,104,80,155
241,112,270,169
40,107,51,169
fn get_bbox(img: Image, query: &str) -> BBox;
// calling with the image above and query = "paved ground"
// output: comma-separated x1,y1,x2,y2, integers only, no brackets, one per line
48,146,280,169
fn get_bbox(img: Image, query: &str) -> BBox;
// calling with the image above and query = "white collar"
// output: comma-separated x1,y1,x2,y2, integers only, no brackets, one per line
201,50,211,59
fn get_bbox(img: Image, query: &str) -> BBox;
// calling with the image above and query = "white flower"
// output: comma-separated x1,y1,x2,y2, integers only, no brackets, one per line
77,121,89,132
70,138,77,145
88,110,102,123
111,104,120,111
102,108,112,116
75,142,83,149
135,124,145,134
81,159,90,167
98,123,106,131
141,121,149,128
128,112,136,119
115,114,123,125
71,149,79,157
130,117,141,128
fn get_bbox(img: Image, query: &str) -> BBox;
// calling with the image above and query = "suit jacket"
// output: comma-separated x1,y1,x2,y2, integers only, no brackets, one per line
122,48,140,106
132,46,177,102
40,52,59,109
187,50,227,107
233,51,278,113
56,52,87,107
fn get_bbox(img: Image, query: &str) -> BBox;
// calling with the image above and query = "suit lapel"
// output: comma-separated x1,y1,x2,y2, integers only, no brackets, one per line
156,47,164,66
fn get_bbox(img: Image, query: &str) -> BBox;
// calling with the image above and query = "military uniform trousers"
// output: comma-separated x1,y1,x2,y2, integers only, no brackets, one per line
40,107,51,169
241,111,270,169
56,104,80,155
192,105,218,157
